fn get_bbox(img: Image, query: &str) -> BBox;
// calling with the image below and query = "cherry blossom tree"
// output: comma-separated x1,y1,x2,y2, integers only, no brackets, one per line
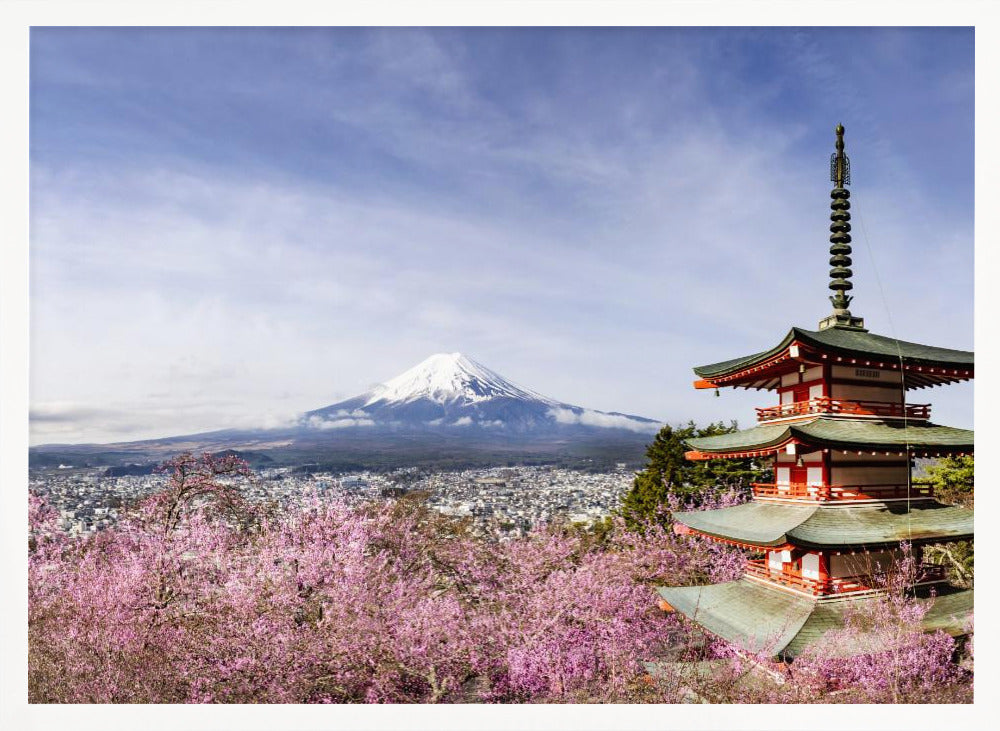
28,453,971,704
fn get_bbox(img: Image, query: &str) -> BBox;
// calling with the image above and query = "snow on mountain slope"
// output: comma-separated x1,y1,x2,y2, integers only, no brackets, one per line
303,353,661,434
364,353,557,407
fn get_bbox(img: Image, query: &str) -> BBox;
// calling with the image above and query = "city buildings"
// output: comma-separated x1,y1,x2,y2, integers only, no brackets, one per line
30,464,633,539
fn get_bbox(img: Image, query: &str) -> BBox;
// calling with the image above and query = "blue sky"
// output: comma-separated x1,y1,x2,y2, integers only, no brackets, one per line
29,27,974,443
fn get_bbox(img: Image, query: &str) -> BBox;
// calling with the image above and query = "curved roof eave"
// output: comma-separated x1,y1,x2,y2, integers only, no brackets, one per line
693,326,974,380
693,329,797,379
656,580,815,655
684,417,974,454
674,500,974,549
674,502,818,546
657,581,973,659
788,502,974,548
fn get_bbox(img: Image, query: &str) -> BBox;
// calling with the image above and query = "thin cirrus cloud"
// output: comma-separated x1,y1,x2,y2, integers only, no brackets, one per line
29,27,973,444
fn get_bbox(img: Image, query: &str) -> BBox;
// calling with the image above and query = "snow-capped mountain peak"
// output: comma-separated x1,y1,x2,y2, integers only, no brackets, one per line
302,353,661,435
364,352,556,407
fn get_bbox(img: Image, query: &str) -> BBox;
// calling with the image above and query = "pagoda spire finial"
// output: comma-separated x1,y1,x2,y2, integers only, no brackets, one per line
819,123,866,331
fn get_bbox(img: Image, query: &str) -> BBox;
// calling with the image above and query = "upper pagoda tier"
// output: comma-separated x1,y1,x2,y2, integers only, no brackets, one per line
692,326,973,392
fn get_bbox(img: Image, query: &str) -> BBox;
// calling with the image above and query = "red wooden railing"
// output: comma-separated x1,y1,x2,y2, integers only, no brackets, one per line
744,559,946,596
751,482,934,502
756,397,931,422
745,559,870,595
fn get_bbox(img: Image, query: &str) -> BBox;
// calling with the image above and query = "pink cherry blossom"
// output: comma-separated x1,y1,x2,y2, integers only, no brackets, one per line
29,453,972,704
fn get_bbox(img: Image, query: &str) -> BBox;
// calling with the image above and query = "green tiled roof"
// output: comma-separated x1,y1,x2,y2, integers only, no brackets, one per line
675,501,817,546
674,501,973,548
685,421,791,452
781,599,865,658
694,326,973,378
658,579,973,659
684,417,974,453
658,579,815,655
789,502,974,547
693,345,781,379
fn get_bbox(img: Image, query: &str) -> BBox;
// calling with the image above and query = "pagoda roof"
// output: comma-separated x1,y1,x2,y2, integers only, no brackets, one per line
676,501,816,546
657,579,972,659
693,326,973,390
674,500,973,549
684,417,973,459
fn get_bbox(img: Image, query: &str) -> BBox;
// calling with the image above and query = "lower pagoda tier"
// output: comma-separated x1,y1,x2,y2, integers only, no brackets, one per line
673,499,973,549
657,579,973,660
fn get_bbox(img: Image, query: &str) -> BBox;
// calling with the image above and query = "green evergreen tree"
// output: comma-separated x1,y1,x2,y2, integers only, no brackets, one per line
619,424,690,526
922,455,974,508
619,421,768,529
920,455,973,587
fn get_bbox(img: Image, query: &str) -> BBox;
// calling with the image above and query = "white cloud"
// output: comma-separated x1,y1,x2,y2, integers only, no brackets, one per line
325,409,370,419
29,400,301,444
548,407,661,434
305,415,375,430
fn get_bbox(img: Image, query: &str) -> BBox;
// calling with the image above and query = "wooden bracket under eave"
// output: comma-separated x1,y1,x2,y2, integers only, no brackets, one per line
693,379,718,389
684,450,712,461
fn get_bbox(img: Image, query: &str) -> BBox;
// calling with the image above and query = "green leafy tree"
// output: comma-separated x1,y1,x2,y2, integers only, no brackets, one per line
920,456,973,587
619,421,768,528
923,455,974,508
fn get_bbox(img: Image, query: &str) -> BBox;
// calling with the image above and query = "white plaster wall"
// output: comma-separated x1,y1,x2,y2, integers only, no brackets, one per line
769,551,784,572
802,553,820,579
803,366,823,382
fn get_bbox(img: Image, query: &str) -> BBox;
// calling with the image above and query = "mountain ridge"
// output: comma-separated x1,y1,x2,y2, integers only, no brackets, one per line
30,353,664,469
301,352,660,434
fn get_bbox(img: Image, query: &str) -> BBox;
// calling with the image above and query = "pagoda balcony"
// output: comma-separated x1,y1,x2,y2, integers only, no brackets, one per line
755,397,931,423
751,481,934,502
744,559,947,597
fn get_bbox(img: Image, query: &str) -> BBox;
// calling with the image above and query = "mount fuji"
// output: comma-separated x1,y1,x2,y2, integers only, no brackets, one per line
301,353,661,435
30,353,664,469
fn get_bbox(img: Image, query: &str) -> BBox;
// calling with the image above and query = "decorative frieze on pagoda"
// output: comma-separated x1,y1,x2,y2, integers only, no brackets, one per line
657,125,974,659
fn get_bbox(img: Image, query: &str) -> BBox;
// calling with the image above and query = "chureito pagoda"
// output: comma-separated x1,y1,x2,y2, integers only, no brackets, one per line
656,124,973,659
